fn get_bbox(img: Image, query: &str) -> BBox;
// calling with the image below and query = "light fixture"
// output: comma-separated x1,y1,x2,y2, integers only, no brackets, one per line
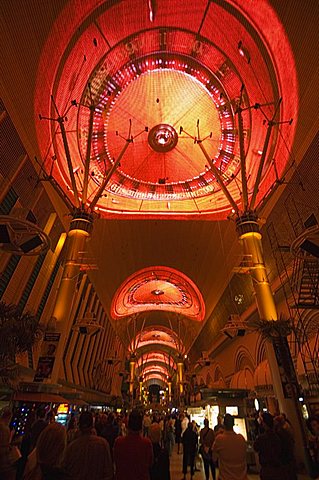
152,289,164,296
238,41,250,64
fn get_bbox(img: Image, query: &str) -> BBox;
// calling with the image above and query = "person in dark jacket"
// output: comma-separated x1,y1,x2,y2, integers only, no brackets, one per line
149,423,170,480
175,414,182,454
30,407,48,449
181,422,198,479
254,412,286,480
199,419,216,480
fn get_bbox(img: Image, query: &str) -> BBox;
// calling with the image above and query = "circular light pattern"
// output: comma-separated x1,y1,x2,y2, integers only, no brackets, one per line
152,289,164,296
36,0,297,219
79,47,242,200
111,266,205,320
148,124,178,153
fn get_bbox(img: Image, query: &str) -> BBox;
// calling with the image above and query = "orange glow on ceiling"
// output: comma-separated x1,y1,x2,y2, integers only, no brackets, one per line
137,352,176,369
143,370,169,381
111,266,205,320
130,327,182,353
35,0,298,220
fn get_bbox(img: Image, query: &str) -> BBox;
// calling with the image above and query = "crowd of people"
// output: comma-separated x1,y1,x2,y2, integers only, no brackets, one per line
0,405,319,480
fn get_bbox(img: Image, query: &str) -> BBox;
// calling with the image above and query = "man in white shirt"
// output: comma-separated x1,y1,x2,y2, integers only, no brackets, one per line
212,414,248,480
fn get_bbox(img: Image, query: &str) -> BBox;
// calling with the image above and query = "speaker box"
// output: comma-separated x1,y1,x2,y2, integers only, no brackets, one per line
0,225,10,243
300,239,319,258
19,235,43,253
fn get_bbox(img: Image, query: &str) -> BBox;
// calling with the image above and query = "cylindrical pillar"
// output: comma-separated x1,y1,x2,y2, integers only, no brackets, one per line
129,356,136,397
236,212,308,467
46,211,93,384
139,377,143,402
177,360,184,396
168,379,172,403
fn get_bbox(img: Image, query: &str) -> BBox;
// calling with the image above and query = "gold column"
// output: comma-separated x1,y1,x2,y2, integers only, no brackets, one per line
168,378,172,403
129,356,136,397
177,360,184,396
49,212,93,384
139,378,143,402
236,213,306,466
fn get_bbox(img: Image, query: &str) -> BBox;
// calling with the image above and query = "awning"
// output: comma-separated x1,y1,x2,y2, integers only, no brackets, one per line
66,398,88,406
13,392,69,403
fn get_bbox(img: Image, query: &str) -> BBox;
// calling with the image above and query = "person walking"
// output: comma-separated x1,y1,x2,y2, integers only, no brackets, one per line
199,419,216,480
254,411,290,480
143,412,152,437
212,414,248,480
0,408,17,480
23,422,67,480
175,414,182,454
63,411,113,480
213,415,224,435
181,422,198,479
149,423,170,480
30,407,48,450
113,409,153,480
164,417,175,456
274,415,297,480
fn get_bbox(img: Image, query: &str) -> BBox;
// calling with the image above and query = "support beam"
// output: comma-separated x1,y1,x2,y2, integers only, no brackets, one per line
58,118,80,208
249,122,273,211
237,107,249,210
82,105,95,205
90,137,132,210
197,141,239,214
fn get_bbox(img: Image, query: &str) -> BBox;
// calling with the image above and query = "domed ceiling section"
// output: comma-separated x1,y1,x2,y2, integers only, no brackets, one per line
130,327,182,352
35,0,297,219
137,352,176,373
111,266,205,320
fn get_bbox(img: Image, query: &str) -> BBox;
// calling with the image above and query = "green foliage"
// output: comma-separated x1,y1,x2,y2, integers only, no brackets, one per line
0,301,43,368
248,316,293,340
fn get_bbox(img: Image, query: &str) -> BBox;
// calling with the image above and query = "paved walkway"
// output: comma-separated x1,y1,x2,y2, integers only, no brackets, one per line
169,443,312,479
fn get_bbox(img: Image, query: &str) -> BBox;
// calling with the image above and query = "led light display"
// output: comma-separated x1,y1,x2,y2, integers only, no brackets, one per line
111,266,205,320
35,0,297,219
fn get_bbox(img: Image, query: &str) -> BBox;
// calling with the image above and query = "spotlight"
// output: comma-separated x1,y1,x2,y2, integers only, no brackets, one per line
238,41,250,64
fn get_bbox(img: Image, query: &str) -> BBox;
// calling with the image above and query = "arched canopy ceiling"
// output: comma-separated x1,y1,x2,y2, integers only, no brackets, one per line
33,0,297,219
111,266,205,320
144,377,166,388
130,327,182,352
2,1,316,389
136,351,177,382
137,351,177,370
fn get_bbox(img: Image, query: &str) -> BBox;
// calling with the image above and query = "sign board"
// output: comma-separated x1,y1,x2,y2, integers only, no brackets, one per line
34,332,60,382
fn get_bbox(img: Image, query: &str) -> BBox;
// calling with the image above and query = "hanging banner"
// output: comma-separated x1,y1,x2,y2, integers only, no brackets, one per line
34,332,60,382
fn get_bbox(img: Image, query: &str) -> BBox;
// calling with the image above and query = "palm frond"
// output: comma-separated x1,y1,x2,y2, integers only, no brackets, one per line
0,301,43,359
247,316,293,340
